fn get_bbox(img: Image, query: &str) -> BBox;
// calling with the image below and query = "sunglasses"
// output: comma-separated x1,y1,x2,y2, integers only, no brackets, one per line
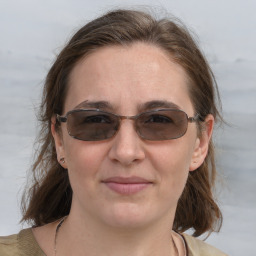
56,108,200,141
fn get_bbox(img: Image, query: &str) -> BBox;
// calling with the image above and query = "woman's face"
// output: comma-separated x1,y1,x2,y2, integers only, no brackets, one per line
53,43,211,229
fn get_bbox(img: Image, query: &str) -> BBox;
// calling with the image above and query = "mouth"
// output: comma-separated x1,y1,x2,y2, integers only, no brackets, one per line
101,176,153,195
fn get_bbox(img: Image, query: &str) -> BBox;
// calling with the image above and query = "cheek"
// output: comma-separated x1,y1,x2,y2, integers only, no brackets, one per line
148,140,195,196
64,139,108,189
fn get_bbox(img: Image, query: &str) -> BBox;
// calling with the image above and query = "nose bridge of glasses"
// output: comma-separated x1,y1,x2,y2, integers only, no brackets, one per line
118,115,137,121
117,115,139,135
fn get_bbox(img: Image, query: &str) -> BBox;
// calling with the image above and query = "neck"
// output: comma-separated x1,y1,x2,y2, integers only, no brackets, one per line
56,210,177,256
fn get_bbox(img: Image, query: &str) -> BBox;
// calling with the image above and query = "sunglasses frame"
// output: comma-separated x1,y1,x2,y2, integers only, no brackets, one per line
56,108,201,141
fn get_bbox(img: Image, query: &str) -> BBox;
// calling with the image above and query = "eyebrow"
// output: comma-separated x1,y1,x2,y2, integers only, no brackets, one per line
138,100,181,112
74,100,181,112
74,100,114,111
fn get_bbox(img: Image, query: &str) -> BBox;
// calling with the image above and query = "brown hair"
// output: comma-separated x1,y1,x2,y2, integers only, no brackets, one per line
21,9,222,236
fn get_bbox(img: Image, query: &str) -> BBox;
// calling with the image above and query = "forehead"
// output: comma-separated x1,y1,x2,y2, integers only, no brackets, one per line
65,43,193,114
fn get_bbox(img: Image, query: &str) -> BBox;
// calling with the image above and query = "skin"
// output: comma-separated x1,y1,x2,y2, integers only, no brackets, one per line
33,43,213,256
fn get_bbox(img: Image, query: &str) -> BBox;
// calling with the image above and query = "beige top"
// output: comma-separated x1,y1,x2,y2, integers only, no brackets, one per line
0,228,228,256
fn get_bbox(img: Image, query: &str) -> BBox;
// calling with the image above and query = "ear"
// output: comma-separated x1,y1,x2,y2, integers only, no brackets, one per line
189,114,214,171
51,116,67,169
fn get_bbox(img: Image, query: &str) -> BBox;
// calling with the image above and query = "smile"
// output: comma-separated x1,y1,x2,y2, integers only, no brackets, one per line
102,176,153,195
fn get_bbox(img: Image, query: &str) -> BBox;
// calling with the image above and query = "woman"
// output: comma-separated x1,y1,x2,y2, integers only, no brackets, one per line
0,9,227,256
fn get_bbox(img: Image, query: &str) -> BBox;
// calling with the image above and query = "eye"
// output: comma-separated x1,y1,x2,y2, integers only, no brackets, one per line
146,114,174,123
83,114,112,124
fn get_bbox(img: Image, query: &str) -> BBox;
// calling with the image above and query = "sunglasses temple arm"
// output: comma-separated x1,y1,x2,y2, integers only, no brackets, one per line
56,114,67,123
188,113,202,123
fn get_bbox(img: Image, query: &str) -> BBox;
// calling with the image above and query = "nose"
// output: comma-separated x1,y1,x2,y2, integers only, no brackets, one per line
108,119,145,166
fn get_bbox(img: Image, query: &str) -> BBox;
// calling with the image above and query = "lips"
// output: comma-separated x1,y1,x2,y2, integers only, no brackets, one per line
102,176,153,195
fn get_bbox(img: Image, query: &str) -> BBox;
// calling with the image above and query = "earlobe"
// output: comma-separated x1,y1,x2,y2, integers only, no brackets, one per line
189,114,214,171
51,116,67,169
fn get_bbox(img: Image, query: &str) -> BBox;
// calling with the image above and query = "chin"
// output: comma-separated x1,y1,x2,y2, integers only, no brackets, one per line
101,202,158,229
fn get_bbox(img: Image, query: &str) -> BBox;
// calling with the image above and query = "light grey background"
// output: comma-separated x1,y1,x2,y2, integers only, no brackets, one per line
0,0,256,255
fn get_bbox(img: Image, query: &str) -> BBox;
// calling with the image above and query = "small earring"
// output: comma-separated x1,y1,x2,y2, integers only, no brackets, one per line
60,157,65,164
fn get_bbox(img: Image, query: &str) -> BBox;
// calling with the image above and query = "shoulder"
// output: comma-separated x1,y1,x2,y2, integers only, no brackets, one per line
0,233,19,256
0,228,45,256
182,233,228,256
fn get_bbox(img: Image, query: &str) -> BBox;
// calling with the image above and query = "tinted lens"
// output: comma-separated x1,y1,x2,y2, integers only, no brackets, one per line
136,110,188,140
67,110,119,141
